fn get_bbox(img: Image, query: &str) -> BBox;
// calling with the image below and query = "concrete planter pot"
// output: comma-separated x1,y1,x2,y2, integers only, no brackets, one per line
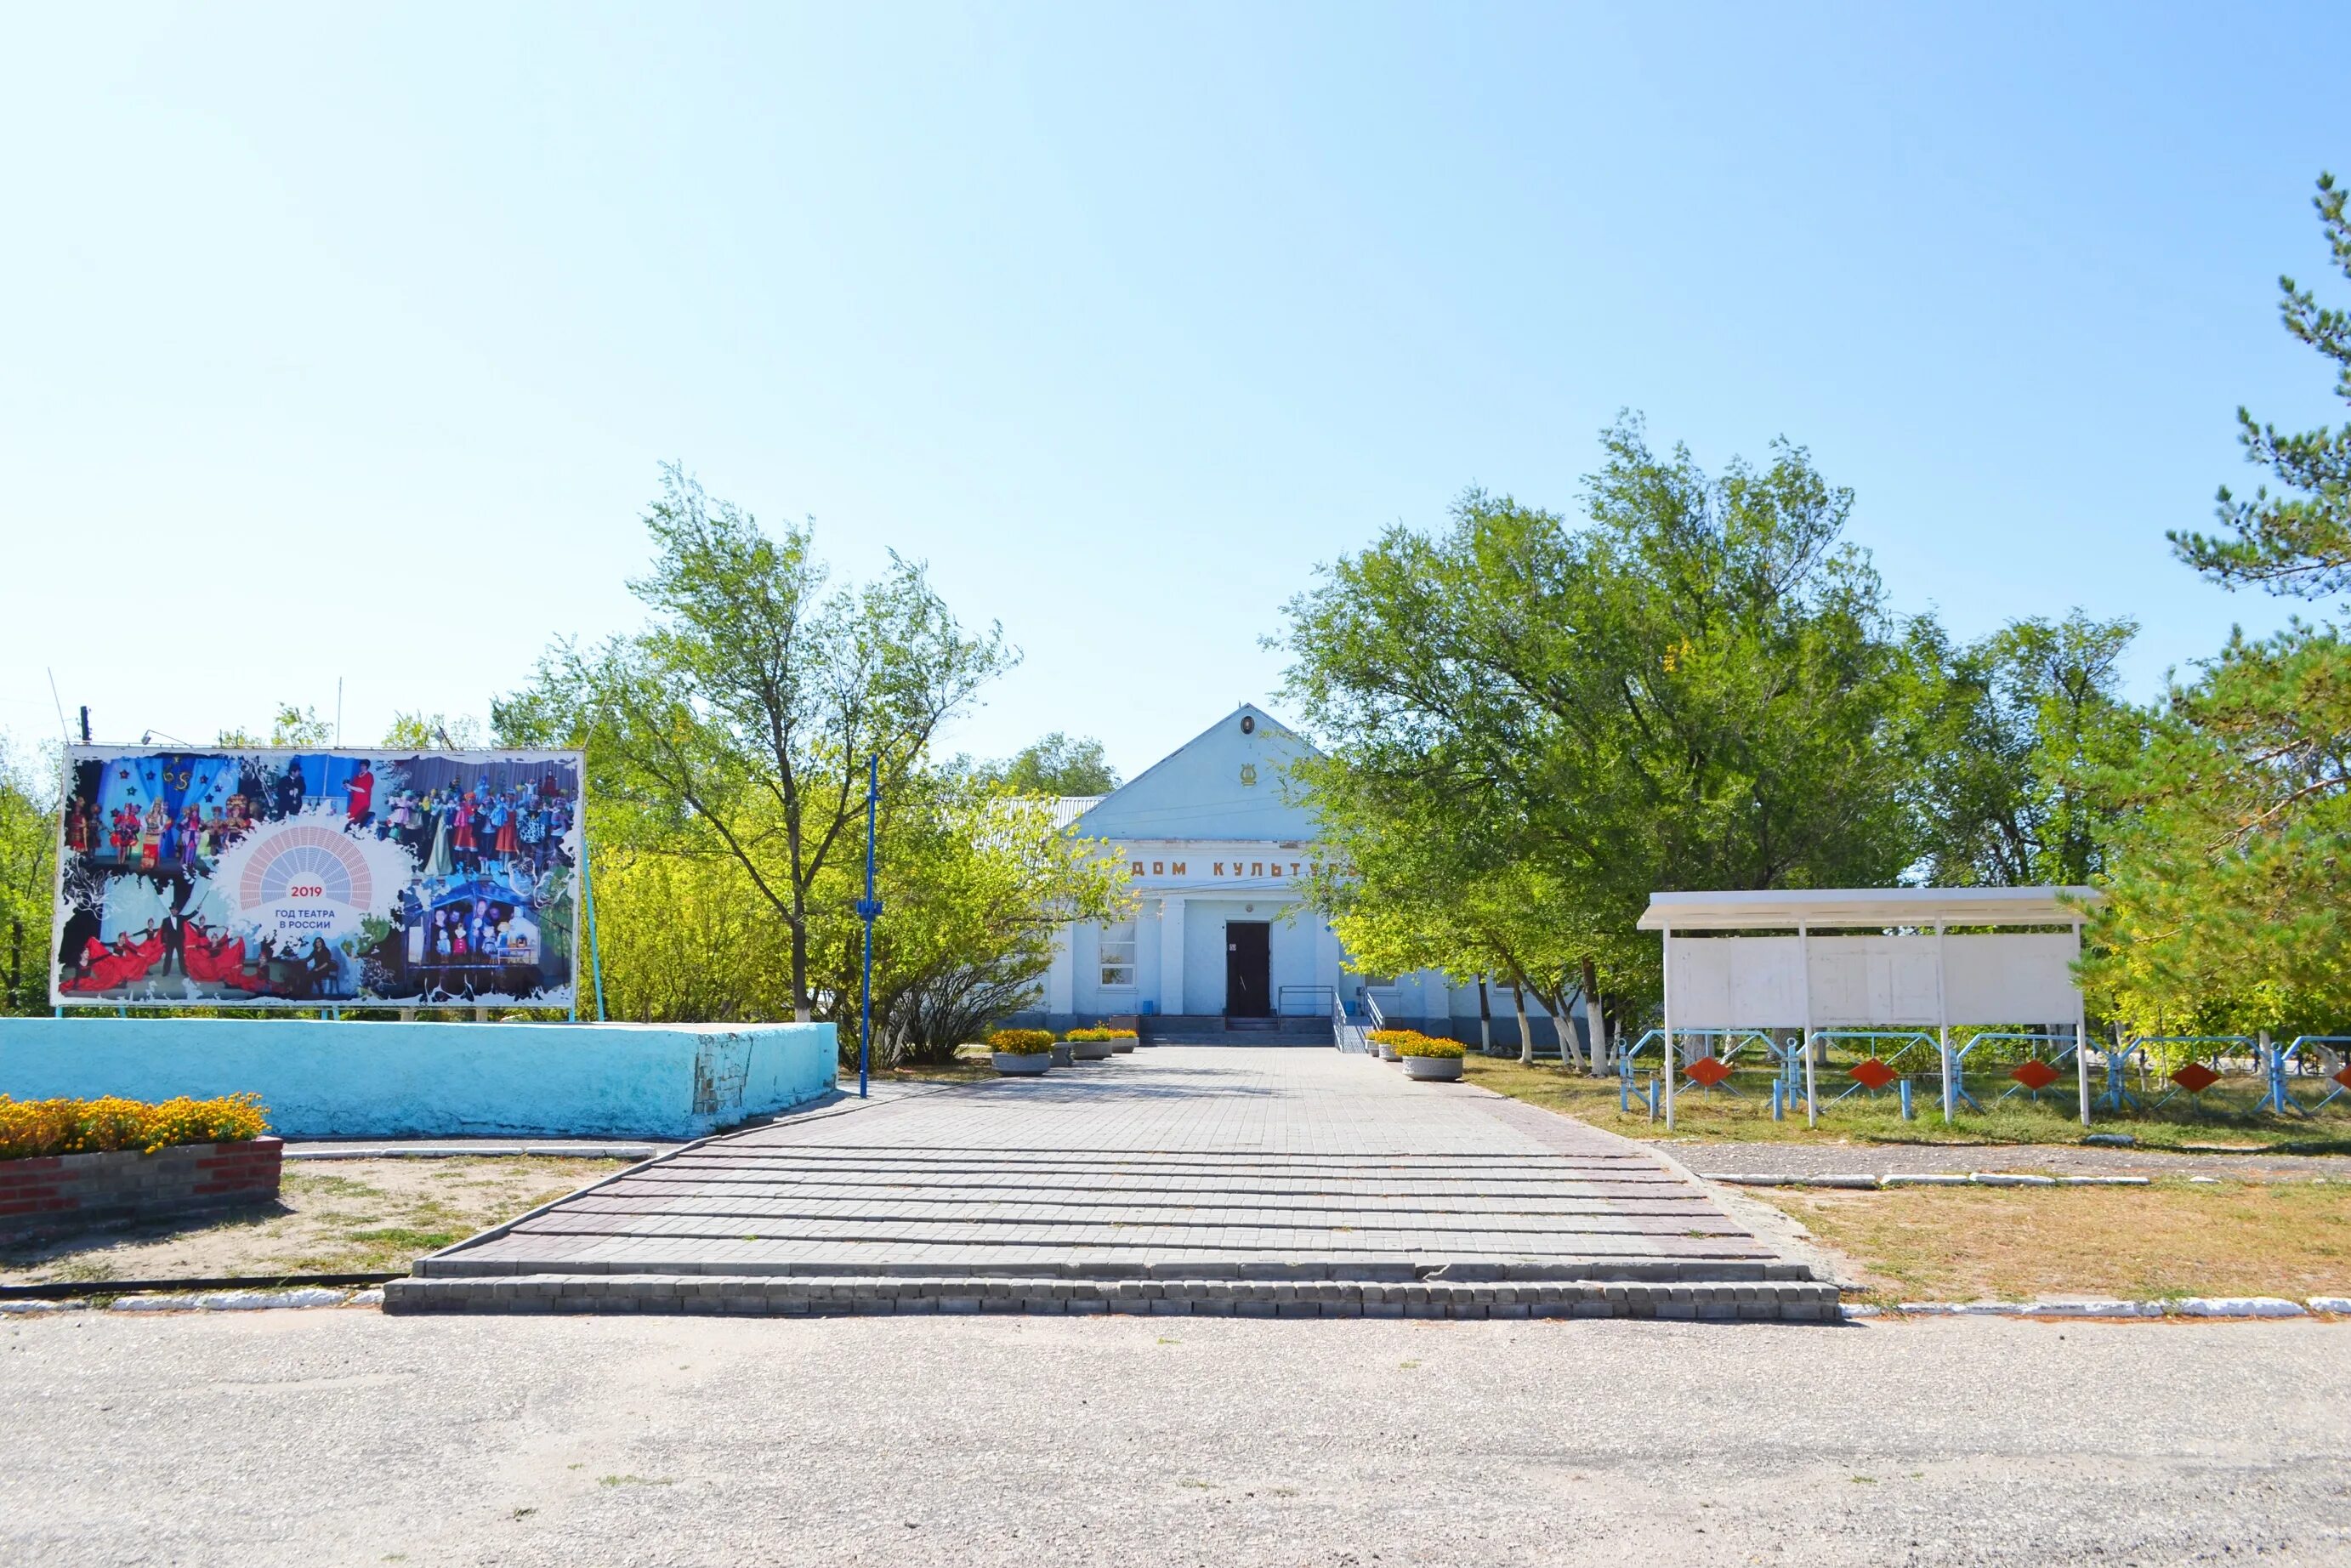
1377,1043,1401,1062
1050,1044,1075,1067
1110,1037,1137,1054
992,1052,1052,1077
1070,1038,1116,1061
1402,1055,1463,1082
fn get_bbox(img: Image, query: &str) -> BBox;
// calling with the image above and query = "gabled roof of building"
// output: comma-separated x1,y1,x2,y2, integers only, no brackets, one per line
1072,704,1323,844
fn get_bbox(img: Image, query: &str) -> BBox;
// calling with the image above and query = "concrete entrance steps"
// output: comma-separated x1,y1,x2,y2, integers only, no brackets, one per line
383,1048,1830,1320
385,1145,1834,1320
386,1271,1837,1319
1141,1014,1332,1046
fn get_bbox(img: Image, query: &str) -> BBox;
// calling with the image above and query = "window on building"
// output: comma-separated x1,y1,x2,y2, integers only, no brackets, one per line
1099,920,1137,989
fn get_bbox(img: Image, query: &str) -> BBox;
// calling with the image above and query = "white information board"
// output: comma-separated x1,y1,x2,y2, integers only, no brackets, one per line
1666,931,2080,1029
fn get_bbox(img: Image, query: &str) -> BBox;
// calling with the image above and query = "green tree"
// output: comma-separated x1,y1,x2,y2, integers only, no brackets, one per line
2170,173,2351,594
382,712,486,750
0,735,59,1014
1281,418,1927,1059
985,732,1121,796
1911,611,2144,887
2085,174,2351,1033
501,464,1122,1037
215,704,332,748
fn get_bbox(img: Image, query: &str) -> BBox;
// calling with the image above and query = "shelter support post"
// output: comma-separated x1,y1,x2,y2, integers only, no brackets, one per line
2074,919,2091,1128
1797,922,1817,1127
1937,920,1955,1125
1661,925,1675,1131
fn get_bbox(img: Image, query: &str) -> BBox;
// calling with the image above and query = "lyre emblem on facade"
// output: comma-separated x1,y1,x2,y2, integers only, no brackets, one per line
1239,764,1258,787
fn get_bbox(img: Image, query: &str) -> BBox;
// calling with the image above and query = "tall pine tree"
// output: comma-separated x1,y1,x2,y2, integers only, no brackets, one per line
2086,174,2351,1032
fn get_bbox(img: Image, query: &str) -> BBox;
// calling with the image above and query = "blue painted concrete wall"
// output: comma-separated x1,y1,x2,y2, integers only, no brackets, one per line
0,1018,838,1139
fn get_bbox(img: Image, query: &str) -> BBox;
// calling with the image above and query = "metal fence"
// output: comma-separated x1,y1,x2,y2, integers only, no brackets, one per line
1611,1025,2351,1129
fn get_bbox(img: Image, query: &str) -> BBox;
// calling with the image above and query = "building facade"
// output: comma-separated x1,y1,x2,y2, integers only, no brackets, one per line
1025,705,1569,1045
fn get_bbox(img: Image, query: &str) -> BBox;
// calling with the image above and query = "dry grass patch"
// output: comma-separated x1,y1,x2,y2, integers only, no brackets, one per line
0,1156,625,1286
882,1051,999,1083
1747,1179,2351,1304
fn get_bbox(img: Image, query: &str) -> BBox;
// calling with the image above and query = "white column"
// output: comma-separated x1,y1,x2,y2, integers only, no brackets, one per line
1045,923,1075,1018
1160,895,1186,1018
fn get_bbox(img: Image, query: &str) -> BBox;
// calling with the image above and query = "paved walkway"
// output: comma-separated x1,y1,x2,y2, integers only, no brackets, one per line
391,1048,1831,1318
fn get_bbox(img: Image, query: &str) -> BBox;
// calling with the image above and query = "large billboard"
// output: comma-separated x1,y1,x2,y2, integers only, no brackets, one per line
52,747,583,1008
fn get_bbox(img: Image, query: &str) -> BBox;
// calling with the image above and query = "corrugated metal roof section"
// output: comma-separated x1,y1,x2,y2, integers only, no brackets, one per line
1636,885,2103,931
1050,796,1107,831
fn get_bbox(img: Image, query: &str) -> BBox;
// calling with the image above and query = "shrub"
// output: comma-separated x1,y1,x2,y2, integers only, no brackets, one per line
986,1029,1054,1054
0,1093,270,1161
1064,1027,1139,1042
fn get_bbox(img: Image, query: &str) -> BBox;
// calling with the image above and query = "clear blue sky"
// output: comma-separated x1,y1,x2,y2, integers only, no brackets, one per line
3,4,2344,780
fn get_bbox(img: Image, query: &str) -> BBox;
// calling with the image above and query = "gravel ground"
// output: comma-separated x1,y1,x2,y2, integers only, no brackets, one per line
4,1310,2348,1566
1668,1137,2351,1181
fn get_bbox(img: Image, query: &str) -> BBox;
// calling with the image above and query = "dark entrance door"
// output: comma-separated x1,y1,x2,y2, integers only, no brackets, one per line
1224,922,1270,1017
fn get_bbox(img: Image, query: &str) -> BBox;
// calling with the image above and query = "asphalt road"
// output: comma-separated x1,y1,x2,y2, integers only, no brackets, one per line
6,1310,2348,1567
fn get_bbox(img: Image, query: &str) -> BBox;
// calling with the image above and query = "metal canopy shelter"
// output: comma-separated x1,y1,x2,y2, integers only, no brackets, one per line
1638,885,2103,1131
1637,886,2093,933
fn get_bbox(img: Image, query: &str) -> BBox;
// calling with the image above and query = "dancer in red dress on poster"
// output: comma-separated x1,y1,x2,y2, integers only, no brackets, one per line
346,764,375,832
65,929,165,992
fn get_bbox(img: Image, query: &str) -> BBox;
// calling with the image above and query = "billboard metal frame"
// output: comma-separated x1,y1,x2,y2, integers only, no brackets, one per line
49,743,593,1015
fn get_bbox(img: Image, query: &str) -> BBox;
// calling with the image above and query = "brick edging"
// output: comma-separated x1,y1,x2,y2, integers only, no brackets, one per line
0,1138,284,1238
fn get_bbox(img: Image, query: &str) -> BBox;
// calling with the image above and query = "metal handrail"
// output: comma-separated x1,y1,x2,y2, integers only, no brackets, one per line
1331,991,1368,1053
1277,985,1336,1017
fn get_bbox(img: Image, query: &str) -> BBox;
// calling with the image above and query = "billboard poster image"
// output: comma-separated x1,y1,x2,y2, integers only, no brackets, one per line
52,747,584,1009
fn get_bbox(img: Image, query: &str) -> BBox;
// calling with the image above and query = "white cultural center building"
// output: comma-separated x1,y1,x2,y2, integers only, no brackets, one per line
1024,706,1569,1045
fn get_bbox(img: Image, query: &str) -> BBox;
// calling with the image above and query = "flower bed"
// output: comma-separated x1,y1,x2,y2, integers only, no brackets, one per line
1,1093,268,1161
0,1094,281,1240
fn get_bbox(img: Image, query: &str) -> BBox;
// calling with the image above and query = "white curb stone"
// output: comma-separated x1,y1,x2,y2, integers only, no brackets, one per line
2019,1299,2165,1318
109,1287,353,1313
1969,1173,2057,1187
0,1299,82,1315
2169,1297,2307,1319
2055,1176,2151,1186
347,1288,386,1307
1882,1173,1970,1187
2307,1297,2351,1314
1840,1304,1882,1319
